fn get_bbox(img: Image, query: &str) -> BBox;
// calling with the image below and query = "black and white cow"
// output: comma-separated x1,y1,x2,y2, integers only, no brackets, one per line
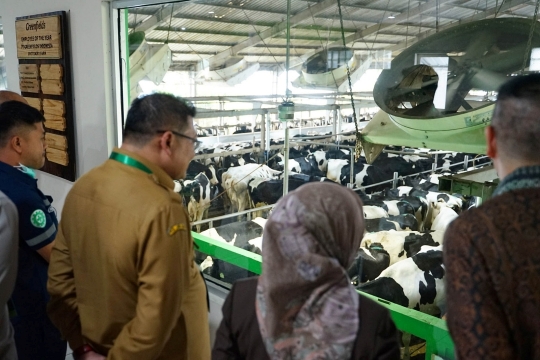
365,214,419,232
359,230,444,268
248,176,308,208
222,164,282,213
222,153,257,168
186,161,218,185
348,243,390,284
357,245,446,316
199,218,266,283
176,172,212,232
326,159,391,192
288,157,326,177
308,149,350,172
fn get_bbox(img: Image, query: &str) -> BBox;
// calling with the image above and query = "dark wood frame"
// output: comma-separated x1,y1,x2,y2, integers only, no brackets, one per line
17,11,76,181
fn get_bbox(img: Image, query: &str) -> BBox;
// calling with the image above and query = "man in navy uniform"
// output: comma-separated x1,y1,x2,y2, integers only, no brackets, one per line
0,97,66,359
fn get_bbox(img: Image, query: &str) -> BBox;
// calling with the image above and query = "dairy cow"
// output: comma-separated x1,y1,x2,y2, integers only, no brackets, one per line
348,244,390,284
221,164,282,213
176,172,212,232
287,157,325,177
358,230,444,268
309,149,350,172
365,214,419,232
186,161,218,185
357,245,446,316
199,218,266,283
326,159,390,192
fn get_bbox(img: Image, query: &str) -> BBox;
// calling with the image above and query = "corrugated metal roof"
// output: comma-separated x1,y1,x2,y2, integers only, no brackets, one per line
127,0,540,70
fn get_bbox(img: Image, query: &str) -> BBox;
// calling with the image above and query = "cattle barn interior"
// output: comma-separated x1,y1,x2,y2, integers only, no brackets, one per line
4,0,537,359
118,0,540,358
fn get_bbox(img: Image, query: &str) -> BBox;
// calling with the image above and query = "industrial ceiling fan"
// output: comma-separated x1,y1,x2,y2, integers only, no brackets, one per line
361,18,540,157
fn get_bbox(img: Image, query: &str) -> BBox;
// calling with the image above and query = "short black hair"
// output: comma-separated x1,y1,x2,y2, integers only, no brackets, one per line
0,100,45,148
492,74,540,162
123,93,197,145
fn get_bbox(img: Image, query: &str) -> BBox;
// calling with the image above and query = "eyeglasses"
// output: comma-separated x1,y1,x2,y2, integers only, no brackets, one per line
156,130,202,150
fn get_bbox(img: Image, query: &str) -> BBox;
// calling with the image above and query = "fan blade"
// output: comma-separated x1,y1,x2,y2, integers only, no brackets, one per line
459,31,496,64
445,72,470,110
469,68,508,91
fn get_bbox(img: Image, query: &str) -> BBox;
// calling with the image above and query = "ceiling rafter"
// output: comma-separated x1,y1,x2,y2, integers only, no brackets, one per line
288,0,461,68
129,0,535,70
206,0,338,66
385,0,533,53
151,37,401,49
132,4,185,33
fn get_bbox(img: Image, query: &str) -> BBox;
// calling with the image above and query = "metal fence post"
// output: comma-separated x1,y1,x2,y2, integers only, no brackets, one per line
393,172,398,189
265,111,271,162
350,151,355,187
332,107,338,136
463,155,469,171
432,153,438,174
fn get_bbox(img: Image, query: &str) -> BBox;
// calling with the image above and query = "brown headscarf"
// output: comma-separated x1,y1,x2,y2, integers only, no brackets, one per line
256,182,365,360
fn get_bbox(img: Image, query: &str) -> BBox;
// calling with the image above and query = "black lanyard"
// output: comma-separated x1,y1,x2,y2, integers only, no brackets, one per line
109,152,152,174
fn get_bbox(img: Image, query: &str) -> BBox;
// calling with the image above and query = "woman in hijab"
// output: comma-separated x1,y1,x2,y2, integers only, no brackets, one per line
212,182,400,360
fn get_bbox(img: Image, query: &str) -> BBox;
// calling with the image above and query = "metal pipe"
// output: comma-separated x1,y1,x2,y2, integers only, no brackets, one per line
260,114,266,155
463,155,469,171
290,140,356,150
192,204,275,226
393,172,399,189
265,112,271,161
350,151,354,186
336,108,342,141
332,107,338,136
351,156,492,193
283,126,290,196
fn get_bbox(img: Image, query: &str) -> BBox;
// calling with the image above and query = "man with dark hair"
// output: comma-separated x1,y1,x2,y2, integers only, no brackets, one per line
0,99,67,359
444,74,540,359
48,93,210,360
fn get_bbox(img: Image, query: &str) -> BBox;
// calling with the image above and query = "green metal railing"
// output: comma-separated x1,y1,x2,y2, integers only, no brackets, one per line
193,232,455,360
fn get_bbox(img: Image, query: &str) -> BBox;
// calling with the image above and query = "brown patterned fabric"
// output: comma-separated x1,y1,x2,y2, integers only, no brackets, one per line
444,188,540,359
256,183,365,360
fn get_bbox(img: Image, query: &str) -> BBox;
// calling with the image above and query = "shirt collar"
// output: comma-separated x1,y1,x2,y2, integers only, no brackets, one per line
110,147,175,191
493,165,540,197
0,160,38,187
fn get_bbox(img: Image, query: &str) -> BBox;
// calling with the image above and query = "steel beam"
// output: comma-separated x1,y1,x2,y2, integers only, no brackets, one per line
385,0,533,53
288,0,458,68
133,3,185,33
206,0,337,66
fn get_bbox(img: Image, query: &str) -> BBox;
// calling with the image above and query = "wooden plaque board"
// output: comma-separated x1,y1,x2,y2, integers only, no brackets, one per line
17,11,76,181
16,15,62,59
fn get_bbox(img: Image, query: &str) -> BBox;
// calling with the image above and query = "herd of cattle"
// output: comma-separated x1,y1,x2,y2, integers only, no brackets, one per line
176,139,490,319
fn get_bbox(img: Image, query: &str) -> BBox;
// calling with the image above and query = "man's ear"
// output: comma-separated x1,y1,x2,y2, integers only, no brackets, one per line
10,135,23,155
485,125,497,159
158,131,174,155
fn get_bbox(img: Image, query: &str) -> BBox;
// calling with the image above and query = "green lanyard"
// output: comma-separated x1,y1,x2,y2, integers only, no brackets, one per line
109,152,152,174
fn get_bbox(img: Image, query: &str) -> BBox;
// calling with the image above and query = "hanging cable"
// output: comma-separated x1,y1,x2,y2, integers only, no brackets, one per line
495,0,505,17
521,0,540,74
165,4,175,45
336,0,361,160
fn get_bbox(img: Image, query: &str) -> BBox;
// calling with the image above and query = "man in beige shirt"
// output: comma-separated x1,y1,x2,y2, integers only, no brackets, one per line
47,93,210,359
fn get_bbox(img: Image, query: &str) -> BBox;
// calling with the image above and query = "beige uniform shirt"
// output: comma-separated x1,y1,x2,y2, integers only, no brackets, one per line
47,148,210,360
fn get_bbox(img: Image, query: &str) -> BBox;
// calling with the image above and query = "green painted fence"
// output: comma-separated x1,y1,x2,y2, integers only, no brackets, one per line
193,232,455,360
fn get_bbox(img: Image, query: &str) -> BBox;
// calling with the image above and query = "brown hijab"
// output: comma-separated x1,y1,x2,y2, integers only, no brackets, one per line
256,182,365,360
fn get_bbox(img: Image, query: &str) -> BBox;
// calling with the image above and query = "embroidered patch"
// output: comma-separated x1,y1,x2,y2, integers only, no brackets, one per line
168,223,187,236
30,209,46,228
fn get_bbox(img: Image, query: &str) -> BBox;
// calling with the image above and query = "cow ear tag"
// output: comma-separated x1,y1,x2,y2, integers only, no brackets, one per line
169,223,187,235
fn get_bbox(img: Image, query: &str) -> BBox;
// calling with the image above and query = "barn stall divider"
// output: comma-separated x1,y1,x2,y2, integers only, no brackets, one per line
193,231,455,360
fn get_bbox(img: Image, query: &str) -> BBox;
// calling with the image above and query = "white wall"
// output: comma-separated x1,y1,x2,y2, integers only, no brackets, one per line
0,0,114,217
